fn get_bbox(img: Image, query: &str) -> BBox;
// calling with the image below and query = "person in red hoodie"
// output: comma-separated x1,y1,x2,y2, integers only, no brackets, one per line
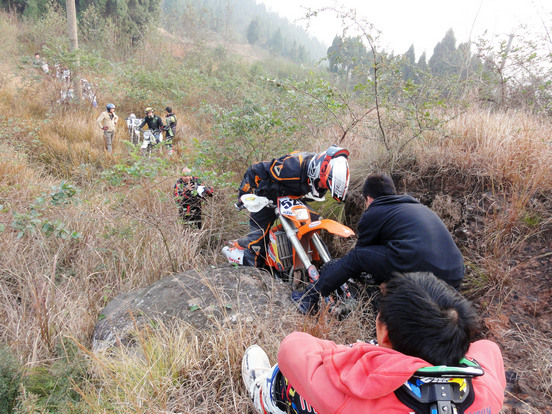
242,272,505,414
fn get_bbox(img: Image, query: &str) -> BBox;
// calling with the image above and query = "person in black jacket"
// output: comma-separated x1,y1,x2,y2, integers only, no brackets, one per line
174,167,213,228
292,173,465,313
163,106,177,155
222,146,350,267
138,107,164,143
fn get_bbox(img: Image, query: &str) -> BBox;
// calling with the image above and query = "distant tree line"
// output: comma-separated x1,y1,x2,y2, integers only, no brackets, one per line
2,0,161,45
327,28,483,83
162,0,327,62
247,18,308,63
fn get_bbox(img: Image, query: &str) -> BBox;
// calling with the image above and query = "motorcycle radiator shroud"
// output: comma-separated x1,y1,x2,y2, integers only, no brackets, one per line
267,228,314,272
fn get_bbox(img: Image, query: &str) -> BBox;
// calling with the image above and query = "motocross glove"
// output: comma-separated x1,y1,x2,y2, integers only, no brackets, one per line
291,284,320,315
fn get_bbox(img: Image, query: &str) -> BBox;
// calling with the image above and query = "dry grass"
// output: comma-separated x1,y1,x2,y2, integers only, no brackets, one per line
418,109,552,189
69,293,375,413
413,109,552,282
493,323,552,409
2,10,551,412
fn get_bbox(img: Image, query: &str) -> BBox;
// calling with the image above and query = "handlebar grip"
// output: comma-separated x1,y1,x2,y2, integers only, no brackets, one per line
235,201,244,211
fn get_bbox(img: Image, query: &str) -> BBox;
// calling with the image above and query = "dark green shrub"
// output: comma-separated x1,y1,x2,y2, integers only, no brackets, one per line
0,346,22,414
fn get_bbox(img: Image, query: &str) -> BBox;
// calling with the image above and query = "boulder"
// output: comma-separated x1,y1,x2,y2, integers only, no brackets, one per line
92,266,292,352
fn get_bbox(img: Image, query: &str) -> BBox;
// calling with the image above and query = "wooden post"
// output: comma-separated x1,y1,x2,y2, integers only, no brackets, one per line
66,0,82,101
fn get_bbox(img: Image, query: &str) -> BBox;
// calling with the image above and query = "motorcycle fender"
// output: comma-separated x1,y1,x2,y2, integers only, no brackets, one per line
297,219,355,239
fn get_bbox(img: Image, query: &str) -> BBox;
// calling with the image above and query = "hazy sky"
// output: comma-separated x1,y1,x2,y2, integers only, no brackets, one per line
256,0,551,58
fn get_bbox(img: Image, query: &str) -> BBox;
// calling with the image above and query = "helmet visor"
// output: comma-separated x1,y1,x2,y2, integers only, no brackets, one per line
328,157,350,201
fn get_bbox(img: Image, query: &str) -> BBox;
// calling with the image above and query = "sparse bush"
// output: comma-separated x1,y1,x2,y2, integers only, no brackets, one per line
0,346,21,414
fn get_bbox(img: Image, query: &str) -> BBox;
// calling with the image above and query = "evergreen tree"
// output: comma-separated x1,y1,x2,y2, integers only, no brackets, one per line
326,35,368,77
327,36,343,73
297,44,307,63
417,52,428,72
269,28,283,55
247,18,260,45
429,28,458,76
4,0,161,45
402,44,416,80
288,40,298,61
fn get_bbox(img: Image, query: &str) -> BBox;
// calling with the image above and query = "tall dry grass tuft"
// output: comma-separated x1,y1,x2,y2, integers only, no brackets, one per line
390,109,552,288
0,11,19,87
35,113,117,177
418,109,552,191
0,74,138,180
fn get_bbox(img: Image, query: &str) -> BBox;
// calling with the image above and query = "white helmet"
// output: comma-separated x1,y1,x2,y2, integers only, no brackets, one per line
307,145,350,202
129,113,136,119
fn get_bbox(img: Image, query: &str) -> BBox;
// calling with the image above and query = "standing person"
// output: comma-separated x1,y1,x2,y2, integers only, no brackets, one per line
242,272,506,414
138,107,164,144
96,103,118,153
163,106,177,155
292,173,465,313
221,145,350,267
174,167,213,228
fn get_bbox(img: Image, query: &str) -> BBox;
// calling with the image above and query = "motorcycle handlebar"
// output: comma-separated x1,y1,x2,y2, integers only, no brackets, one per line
235,201,245,211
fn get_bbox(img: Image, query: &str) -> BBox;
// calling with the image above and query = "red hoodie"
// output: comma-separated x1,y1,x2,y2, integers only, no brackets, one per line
278,332,505,414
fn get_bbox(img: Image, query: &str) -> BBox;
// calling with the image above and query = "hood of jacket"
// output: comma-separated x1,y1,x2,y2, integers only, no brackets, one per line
321,342,429,399
369,194,420,209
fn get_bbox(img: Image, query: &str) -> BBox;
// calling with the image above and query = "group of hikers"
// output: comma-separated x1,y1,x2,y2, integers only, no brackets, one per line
95,102,216,227
33,52,97,106
217,146,506,413
97,99,505,413
96,104,177,154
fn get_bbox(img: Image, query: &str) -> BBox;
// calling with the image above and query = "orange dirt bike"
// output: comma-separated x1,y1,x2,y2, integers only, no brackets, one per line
234,194,355,297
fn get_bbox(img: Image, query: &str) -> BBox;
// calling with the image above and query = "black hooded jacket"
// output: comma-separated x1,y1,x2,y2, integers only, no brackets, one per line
354,194,464,286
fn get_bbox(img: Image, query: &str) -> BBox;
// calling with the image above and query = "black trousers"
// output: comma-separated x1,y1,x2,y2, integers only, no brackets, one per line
237,207,276,267
179,203,202,228
237,203,319,268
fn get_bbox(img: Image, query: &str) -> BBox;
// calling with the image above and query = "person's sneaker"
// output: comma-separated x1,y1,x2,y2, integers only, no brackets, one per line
242,345,271,398
242,346,287,414
222,245,244,265
242,345,271,405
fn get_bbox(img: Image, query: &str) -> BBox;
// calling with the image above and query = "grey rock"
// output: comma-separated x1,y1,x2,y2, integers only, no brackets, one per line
92,266,292,352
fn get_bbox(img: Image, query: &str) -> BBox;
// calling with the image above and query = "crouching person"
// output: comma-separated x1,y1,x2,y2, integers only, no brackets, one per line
242,272,505,414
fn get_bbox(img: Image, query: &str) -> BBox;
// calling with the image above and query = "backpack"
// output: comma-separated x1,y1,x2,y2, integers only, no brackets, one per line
394,358,484,414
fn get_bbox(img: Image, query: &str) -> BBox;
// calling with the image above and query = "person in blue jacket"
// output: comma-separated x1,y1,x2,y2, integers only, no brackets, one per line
293,173,465,313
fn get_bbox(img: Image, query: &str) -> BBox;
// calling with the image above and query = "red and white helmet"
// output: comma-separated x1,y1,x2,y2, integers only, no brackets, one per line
307,145,350,201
